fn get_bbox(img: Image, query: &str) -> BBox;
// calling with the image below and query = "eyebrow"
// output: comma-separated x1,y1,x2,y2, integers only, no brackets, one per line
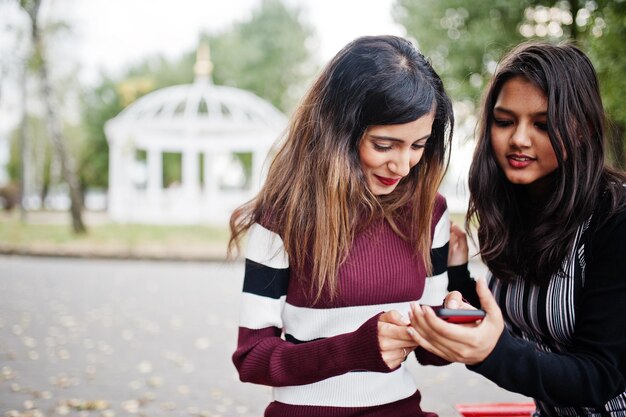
493,106,547,117
369,134,431,143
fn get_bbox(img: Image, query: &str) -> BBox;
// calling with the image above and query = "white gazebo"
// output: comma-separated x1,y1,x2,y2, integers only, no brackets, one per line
105,46,287,225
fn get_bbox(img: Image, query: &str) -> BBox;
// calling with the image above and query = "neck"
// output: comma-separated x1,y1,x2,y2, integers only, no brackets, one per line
524,172,557,202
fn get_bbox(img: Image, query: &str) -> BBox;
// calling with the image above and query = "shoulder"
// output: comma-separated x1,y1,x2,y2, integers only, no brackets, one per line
434,193,448,220
246,223,289,269
430,193,448,228
592,205,626,243
592,184,626,235
431,193,450,244
585,188,626,264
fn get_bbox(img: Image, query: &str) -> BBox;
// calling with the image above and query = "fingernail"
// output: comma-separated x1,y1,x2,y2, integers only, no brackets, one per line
447,300,459,309
407,328,414,335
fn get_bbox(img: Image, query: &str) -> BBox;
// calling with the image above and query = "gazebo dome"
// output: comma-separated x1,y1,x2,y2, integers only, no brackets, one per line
110,81,286,134
105,44,287,225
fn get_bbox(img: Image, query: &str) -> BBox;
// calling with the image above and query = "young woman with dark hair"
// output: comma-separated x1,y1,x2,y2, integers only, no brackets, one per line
229,35,459,416
408,41,626,416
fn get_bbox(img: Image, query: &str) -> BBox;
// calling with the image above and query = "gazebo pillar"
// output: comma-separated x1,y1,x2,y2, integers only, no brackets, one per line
147,147,162,199
108,141,121,195
203,152,218,198
251,150,263,190
182,148,200,194
108,140,129,219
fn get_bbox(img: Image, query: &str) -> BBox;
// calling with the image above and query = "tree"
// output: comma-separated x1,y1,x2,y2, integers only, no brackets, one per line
208,0,315,113
19,0,85,232
584,1,626,167
394,0,530,102
394,0,626,167
79,0,315,190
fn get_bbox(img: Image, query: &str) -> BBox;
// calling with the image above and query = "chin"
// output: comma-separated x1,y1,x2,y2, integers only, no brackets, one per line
373,187,396,196
504,173,534,185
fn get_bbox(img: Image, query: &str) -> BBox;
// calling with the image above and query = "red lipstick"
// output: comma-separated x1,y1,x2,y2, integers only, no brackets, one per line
375,175,401,186
506,153,535,168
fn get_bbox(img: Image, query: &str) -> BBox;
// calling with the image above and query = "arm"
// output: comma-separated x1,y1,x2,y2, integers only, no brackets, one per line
412,207,469,366
409,214,626,407
469,213,626,406
447,222,480,308
232,224,399,387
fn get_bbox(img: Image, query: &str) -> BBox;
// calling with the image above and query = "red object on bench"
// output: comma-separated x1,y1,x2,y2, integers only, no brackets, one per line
455,402,535,417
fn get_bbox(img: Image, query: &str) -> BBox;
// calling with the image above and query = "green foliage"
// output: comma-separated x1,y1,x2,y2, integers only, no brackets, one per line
208,0,315,112
584,2,626,130
394,0,626,167
393,0,531,101
79,77,123,189
8,115,53,191
78,0,314,190
162,152,182,188
0,210,230,255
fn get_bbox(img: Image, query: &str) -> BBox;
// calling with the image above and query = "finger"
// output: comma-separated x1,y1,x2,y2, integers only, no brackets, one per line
407,326,455,359
418,305,480,346
444,291,463,309
475,279,501,319
411,299,500,364
378,312,416,348
407,312,460,361
379,309,410,326
450,222,461,235
448,224,469,266
409,303,450,342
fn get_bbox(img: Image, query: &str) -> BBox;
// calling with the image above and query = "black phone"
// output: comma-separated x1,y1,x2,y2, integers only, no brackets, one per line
436,308,486,323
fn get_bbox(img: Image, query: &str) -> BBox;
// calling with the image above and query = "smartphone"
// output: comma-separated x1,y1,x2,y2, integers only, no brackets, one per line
436,308,485,323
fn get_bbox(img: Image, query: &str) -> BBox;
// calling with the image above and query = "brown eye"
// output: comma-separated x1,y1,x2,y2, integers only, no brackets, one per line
373,143,392,152
493,119,512,127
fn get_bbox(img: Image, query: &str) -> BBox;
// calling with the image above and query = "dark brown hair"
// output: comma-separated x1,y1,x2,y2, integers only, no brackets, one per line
467,41,626,284
229,35,454,301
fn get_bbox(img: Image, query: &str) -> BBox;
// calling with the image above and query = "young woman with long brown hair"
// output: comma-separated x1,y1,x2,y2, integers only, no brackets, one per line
408,42,626,416
229,35,461,416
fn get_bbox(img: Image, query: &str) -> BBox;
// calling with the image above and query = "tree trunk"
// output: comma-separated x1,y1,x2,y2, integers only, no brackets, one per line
27,0,86,233
19,64,28,222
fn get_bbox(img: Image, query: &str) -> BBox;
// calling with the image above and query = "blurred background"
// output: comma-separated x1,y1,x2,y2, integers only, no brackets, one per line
0,0,624,416
0,0,625,240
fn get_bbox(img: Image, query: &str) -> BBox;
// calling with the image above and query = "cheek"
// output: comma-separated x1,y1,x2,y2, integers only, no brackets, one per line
410,150,425,167
359,149,382,171
490,133,506,158
541,142,560,168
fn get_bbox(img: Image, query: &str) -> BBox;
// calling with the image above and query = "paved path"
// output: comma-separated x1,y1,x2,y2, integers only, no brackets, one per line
0,256,529,417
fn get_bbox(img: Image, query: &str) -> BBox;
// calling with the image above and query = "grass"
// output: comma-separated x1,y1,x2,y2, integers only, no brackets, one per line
0,210,472,261
0,210,232,260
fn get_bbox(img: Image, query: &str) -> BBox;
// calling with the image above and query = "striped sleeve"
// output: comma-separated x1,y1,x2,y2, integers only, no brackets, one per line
419,204,450,306
239,223,289,331
232,223,390,388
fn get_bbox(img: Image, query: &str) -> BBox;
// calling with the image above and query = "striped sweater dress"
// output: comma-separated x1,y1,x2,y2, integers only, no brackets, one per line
232,195,457,416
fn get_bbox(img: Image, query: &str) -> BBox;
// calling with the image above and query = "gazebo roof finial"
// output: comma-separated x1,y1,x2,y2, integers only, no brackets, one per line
194,42,214,84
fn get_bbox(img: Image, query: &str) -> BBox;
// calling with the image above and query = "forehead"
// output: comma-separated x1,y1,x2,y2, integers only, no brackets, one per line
494,76,547,113
366,111,436,139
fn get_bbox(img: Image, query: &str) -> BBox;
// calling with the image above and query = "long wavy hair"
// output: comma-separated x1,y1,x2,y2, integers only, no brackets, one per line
229,35,454,302
467,41,626,284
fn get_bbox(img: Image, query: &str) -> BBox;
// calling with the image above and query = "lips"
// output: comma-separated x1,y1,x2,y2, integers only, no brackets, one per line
375,175,401,186
506,154,536,169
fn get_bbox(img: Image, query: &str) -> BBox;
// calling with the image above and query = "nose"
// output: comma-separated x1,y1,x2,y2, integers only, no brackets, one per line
510,123,532,148
389,150,412,177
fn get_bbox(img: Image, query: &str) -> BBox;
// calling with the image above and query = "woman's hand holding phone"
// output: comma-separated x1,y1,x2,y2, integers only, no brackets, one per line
406,279,505,365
